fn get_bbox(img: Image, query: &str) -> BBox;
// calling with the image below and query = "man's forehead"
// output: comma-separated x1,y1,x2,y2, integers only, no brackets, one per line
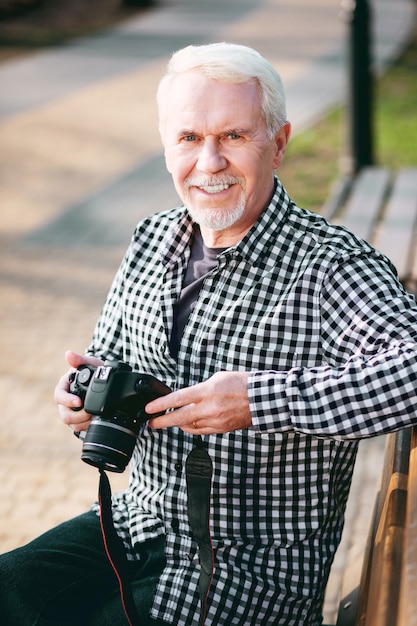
167,70,259,101
166,74,261,122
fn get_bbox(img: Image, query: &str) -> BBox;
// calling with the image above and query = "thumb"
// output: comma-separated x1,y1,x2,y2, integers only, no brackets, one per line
65,350,104,370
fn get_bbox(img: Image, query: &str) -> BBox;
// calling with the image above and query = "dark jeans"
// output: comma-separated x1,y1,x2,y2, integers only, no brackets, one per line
0,510,168,626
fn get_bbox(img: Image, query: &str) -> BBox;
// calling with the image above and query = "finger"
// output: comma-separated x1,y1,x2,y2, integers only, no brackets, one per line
55,350,104,409
181,421,222,435
58,402,91,430
147,403,197,429
180,425,201,434
145,386,199,415
149,416,203,434
72,420,91,433
54,371,80,407
65,350,103,369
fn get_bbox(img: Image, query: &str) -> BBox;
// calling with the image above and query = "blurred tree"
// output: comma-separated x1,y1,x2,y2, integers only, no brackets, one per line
122,0,155,6
0,0,41,18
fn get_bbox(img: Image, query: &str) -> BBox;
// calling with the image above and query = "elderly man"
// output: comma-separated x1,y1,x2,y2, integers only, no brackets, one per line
2,42,417,626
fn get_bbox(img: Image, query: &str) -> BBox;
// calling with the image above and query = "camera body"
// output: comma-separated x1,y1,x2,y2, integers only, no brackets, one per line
69,360,171,473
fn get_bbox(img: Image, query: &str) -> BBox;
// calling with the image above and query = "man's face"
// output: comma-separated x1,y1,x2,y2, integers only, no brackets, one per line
160,70,290,245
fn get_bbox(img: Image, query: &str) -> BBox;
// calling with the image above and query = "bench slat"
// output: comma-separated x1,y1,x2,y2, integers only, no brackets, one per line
358,430,410,626
398,427,417,626
322,177,353,220
338,167,390,243
374,169,417,282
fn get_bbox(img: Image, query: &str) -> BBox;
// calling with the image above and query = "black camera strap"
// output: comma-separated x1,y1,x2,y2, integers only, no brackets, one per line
185,437,214,626
97,440,214,626
98,469,141,626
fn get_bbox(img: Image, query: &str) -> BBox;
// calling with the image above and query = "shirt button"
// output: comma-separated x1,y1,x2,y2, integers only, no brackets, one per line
148,525,158,533
174,462,182,474
171,519,180,531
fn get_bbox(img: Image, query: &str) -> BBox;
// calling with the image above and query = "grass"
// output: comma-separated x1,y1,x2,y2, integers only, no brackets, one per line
279,108,343,212
279,25,417,213
375,40,417,170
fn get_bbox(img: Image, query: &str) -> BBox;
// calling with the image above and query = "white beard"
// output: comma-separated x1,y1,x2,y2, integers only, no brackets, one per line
184,176,246,231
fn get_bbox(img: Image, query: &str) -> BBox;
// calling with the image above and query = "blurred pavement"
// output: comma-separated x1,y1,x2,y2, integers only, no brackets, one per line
0,0,415,622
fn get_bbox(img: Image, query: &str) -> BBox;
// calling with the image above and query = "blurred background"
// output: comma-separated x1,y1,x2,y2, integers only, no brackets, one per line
0,1,416,621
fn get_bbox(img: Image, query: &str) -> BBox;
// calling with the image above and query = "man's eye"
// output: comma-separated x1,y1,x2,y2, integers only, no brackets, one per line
226,132,241,140
182,135,197,142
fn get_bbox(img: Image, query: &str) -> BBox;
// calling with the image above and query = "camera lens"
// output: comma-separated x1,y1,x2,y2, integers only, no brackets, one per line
81,417,137,473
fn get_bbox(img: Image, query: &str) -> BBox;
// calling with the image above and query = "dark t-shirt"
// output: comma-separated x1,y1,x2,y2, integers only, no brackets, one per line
169,228,226,358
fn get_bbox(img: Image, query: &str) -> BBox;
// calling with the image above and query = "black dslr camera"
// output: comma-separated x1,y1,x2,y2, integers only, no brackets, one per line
69,361,171,473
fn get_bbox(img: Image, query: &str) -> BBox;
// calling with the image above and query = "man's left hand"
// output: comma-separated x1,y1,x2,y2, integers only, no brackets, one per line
146,371,252,434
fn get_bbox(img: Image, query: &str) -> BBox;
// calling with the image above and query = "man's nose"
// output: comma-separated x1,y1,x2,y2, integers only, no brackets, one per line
196,137,227,173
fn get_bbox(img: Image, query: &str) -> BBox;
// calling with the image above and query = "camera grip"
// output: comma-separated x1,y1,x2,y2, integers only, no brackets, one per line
68,365,96,411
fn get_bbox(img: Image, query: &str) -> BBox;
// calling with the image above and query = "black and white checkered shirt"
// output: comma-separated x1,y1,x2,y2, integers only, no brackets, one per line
87,178,417,625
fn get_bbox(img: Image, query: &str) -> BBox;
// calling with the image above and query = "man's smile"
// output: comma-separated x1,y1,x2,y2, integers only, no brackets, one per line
197,183,231,194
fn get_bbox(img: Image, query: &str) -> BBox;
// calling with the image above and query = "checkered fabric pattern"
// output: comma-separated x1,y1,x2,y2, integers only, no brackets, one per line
87,178,417,625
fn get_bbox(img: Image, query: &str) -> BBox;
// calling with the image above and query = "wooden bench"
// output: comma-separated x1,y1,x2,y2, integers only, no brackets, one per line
324,167,417,293
322,166,417,626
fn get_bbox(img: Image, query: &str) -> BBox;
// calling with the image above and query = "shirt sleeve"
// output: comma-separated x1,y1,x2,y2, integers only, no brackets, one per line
249,252,417,439
84,242,131,362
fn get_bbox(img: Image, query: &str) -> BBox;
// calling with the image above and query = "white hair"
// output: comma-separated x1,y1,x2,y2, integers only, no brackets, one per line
157,42,287,138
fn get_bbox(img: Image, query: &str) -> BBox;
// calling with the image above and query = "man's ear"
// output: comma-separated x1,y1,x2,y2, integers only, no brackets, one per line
162,144,173,175
158,125,172,174
272,121,291,170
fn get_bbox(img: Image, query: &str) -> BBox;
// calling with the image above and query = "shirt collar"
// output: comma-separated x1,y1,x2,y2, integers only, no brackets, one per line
160,176,292,269
226,177,291,266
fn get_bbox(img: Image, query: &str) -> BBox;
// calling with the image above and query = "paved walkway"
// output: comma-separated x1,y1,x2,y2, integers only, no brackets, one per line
0,0,415,623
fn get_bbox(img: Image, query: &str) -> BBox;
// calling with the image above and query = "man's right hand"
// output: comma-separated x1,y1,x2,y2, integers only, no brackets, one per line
54,350,104,434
